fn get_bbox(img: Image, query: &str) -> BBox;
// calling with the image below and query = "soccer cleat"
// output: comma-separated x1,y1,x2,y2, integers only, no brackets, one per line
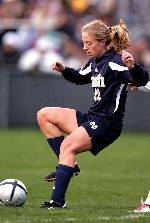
134,198,150,213
44,163,81,182
41,200,66,209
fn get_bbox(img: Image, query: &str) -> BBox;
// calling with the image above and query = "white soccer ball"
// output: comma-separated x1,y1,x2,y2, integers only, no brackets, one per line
0,179,27,206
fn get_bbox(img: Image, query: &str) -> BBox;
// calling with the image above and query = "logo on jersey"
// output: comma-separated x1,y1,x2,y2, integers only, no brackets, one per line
90,122,98,130
79,63,92,75
91,74,105,88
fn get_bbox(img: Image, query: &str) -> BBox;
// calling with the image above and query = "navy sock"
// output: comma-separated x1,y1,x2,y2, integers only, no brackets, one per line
51,164,74,205
47,136,64,158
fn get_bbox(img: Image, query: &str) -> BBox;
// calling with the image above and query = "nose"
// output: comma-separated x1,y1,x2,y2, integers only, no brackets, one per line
83,44,88,51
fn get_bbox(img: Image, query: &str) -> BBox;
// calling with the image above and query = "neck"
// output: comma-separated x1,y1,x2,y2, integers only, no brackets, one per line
97,47,108,58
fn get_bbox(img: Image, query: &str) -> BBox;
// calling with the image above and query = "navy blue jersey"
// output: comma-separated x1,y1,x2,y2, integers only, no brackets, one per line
62,50,149,120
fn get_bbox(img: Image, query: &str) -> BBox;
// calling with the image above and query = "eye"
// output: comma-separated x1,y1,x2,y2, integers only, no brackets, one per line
86,42,92,45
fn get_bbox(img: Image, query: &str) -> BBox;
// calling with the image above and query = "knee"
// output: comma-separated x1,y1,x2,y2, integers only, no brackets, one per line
37,107,48,125
60,138,74,157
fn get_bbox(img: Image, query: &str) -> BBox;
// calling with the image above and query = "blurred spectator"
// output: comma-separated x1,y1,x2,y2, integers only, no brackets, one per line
0,0,26,19
62,38,87,69
116,0,150,36
69,0,90,14
0,0,150,74
129,35,150,68
17,31,65,74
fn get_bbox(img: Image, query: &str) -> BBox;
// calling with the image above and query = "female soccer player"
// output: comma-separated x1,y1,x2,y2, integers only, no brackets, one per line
37,19,149,209
134,191,150,213
130,81,150,92
123,54,150,213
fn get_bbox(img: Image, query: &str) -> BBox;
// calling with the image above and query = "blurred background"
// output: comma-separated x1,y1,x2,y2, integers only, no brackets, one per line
0,0,149,131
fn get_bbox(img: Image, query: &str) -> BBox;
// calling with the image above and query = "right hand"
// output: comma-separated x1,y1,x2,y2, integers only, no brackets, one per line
51,61,65,72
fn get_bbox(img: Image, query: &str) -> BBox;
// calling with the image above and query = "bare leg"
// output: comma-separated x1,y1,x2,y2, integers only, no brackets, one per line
59,126,92,167
37,107,78,138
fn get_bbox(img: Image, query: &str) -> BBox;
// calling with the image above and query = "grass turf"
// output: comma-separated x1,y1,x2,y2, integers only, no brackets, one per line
0,128,150,223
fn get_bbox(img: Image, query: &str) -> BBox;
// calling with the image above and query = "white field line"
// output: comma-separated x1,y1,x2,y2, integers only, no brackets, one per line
97,213,148,221
3,214,149,223
4,218,76,223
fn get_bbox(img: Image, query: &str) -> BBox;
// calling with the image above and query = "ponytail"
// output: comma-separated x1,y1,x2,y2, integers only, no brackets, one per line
109,20,130,52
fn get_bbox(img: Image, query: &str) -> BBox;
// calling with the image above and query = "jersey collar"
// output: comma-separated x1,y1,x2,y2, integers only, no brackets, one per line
96,49,115,62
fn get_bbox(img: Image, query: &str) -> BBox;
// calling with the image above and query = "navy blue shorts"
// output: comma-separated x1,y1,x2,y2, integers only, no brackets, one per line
76,111,123,156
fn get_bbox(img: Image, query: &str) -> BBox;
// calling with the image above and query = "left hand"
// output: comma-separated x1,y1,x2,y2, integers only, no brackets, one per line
130,86,138,91
122,50,134,69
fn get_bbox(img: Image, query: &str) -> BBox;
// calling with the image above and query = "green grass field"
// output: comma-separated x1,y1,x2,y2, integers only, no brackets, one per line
0,128,150,223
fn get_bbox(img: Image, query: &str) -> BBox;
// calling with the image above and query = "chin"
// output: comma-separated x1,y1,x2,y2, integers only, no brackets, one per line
88,54,94,57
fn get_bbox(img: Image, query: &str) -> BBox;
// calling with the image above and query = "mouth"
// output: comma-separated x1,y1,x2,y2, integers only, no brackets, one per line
86,52,91,55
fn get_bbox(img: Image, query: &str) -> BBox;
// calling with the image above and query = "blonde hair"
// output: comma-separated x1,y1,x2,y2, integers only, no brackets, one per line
81,19,130,52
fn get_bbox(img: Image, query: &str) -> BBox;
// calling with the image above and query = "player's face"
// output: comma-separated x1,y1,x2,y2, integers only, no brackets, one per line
82,32,106,58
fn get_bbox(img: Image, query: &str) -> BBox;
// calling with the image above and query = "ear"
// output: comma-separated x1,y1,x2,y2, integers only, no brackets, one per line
100,39,106,46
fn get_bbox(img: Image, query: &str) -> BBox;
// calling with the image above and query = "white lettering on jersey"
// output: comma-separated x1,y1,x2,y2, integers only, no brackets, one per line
109,62,128,71
90,122,98,130
91,74,105,87
94,88,101,101
79,63,92,75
